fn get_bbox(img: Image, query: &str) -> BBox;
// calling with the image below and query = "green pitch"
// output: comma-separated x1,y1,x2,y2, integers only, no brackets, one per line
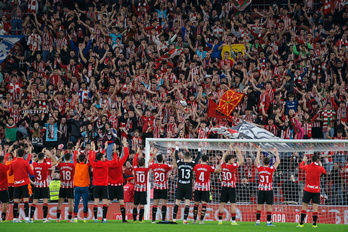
1,221,347,232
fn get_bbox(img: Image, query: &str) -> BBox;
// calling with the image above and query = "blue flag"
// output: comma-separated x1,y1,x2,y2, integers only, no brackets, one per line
0,35,24,63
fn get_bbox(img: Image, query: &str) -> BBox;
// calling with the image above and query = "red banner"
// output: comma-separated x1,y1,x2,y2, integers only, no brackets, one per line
3,203,348,224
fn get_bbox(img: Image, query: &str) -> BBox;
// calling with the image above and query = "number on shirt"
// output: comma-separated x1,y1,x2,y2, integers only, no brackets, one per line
198,172,205,182
181,169,190,179
222,172,232,181
260,175,269,183
155,172,165,182
136,173,145,183
62,170,71,181
36,171,42,180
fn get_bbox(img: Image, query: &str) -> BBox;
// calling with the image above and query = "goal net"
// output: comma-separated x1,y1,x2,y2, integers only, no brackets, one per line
144,138,348,224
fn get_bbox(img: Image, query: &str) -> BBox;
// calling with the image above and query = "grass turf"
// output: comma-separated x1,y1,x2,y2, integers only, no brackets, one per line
1,220,347,232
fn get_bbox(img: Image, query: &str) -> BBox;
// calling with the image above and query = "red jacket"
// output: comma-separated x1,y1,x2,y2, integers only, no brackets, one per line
89,151,111,186
0,163,10,191
108,147,129,186
9,157,34,187
123,182,134,202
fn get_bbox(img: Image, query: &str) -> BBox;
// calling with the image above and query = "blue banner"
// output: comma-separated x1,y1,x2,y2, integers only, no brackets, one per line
0,35,24,63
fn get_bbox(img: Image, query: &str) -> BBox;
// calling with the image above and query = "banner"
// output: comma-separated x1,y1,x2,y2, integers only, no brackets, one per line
216,89,244,116
4,203,348,224
221,44,246,59
21,109,49,114
0,35,24,63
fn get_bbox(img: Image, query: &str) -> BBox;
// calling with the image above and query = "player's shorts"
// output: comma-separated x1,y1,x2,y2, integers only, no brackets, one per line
154,189,168,200
59,188,74,199
93,186,109,199
220,187,236,203
134,191,147,205
108,185,124,200
8,186,14,199
33,187,49,199
194,190,210,202
13,185,29,199
0,190,9,203
302,190,320,204
175,184,192,200
257,190,273,205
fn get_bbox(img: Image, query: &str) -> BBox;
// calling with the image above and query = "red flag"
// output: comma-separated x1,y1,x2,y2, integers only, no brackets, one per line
208,100,228,118
216,90,244,116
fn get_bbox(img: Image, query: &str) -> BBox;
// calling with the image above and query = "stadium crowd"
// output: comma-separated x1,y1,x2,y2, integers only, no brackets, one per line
0,0,348,212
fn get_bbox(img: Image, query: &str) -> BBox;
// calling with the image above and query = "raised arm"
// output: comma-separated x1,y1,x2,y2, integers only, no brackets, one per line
235,146,244,166
119,139,130,165
299,155,308,170
273,147,280,169
194,146,202,163
254,146,262,166
173,147,179,169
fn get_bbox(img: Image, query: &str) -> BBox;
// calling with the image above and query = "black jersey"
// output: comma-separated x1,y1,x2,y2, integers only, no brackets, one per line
175,150,201,185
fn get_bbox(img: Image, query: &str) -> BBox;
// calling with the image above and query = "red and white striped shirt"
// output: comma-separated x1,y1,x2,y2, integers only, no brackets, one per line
32,162,51,188
131,136,143,150
134,167,150,192
221,162,239,188
27,33,42,51
149,163,172,190
57,162,75,189
197,127,209,139
42,32,53,51
193,164,215,191
257,166,276,191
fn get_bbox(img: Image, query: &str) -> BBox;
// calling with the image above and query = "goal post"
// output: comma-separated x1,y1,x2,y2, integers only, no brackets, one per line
144,138,348,223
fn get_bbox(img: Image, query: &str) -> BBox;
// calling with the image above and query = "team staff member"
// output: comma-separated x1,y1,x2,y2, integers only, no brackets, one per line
0,156,10,222
297,155,326,228
89,141,114,223
9,148,34,223
73,153,90,223
108,139,129,223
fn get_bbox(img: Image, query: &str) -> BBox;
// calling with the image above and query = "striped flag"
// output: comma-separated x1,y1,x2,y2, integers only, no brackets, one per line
155,46,183,69
233,0,252,11
156,46,183,62
0,35,24,63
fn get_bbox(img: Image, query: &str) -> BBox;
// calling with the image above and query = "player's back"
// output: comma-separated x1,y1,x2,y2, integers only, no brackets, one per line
134,166,150,191
90,160,110,186
177,160,196,185
194,163,215,191
301,162,326,193
33,162,51,188
221,162,239,187
150,163,172,190
10,157,33,187
257,165,275,191
57,162,75,188
74,162,90,187
0,163,10,190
